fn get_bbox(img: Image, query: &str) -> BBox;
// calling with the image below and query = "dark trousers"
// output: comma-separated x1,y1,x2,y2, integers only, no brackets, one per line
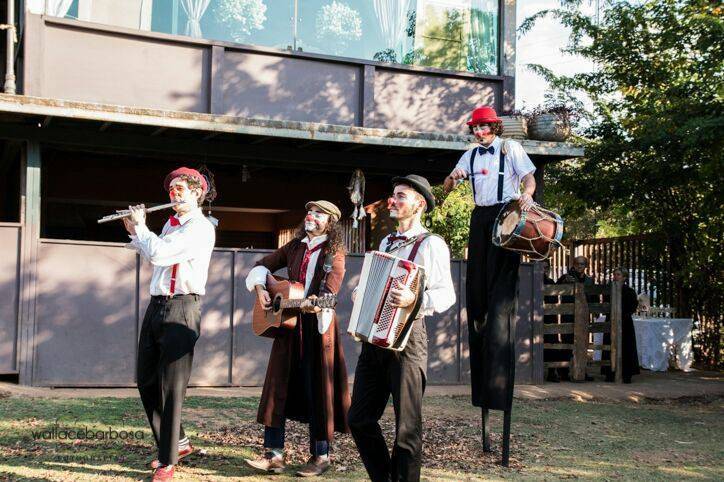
264,422,329,456
348,319,428,482
264,324,329,457
467,204,520,410
137,294,201,466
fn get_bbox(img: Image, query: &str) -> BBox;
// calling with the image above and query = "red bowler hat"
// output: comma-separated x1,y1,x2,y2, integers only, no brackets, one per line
164,167,208,194
467,106,502,126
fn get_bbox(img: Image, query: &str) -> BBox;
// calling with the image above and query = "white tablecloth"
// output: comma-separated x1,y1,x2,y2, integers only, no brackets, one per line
633,317,694,372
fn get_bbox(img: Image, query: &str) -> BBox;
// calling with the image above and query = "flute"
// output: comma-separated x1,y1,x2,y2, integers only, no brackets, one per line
97,201,184,224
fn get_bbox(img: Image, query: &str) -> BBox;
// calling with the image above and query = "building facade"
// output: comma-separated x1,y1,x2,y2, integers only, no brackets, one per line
0,0,582,387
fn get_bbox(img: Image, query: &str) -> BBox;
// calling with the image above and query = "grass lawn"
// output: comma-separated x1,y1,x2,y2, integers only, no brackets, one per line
0,392,721,481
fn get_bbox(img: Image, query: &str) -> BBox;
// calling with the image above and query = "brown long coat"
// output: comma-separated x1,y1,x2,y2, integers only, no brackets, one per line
255,238,350,440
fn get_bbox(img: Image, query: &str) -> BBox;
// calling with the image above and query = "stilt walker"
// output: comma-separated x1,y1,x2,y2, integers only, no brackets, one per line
444,106,537,466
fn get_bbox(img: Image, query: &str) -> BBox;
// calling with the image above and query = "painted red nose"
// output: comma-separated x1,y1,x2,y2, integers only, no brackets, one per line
305,214,314,222
387,197,396,210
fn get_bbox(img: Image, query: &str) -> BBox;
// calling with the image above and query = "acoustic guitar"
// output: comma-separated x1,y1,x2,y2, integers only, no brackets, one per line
252,274,337,338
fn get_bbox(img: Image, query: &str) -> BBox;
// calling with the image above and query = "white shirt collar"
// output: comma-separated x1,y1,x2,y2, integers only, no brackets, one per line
301,233,328,249
394,222,427,238
479,136,501,151
173,207,202,226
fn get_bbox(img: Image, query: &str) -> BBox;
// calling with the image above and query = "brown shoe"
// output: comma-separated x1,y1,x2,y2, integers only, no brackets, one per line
244,452,286,474
150,444,196,469
151,465,174,481
296,456,330,477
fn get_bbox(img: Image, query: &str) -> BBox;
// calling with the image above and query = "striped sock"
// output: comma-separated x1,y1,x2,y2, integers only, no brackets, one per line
178,437,190,450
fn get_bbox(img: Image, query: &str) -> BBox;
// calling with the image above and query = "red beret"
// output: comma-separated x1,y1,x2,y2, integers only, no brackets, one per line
164,167,208,194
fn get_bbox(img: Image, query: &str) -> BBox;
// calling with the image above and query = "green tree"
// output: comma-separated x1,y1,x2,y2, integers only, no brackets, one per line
521,0,723,365
424,183,474,259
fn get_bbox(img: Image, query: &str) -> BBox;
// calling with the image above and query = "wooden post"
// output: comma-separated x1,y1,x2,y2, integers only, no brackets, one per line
572,282,590,382
531,261,545,384
502,410,512,467
17,141,41,385
610,280,623,383
482,408,491,452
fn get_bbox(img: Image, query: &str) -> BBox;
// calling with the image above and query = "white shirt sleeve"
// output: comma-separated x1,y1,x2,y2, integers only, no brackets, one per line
454,149,473,175
419,236,456,316
125,235,151,261
245,265,271,292
507,141,536,178
133,219,212,267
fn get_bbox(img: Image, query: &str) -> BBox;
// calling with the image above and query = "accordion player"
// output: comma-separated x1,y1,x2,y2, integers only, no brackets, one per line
347,251,426,351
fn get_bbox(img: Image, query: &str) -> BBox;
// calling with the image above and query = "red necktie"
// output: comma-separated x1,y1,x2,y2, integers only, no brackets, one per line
299,242,324,285
168,215,180,294
297,241,325,359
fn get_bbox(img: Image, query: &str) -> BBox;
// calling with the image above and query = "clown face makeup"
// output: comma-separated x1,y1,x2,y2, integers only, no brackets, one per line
472,123,496,145
389,185,423,220
304,208,330,236
168,177,200,213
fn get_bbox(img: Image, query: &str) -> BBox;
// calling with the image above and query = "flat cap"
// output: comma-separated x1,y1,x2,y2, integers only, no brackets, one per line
305,200,341,221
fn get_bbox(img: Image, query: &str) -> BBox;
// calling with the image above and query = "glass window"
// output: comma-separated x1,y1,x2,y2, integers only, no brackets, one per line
42,0,498,75
297,0,498,75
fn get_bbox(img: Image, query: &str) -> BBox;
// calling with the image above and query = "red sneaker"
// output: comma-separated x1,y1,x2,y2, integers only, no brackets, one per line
151,465,174,481
150,445,195,469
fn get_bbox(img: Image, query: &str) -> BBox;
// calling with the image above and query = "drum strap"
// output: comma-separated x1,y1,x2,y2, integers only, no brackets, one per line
469,145,507,204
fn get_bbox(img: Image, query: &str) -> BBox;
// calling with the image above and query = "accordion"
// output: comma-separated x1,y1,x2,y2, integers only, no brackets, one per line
348,251,426,351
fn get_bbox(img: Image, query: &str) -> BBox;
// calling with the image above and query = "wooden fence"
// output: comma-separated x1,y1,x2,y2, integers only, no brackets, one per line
548,235,679,313
542,281,623,383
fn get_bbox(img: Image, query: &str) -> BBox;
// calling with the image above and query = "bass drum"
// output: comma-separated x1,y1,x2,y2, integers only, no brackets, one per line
492,201,564,260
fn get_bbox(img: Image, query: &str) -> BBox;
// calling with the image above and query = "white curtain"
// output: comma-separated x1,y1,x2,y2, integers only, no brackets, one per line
373,0,412,50
180,0,211,38
46,0,74,17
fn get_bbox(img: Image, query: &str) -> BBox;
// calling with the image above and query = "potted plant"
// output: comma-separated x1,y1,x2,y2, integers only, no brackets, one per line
524,96,581,142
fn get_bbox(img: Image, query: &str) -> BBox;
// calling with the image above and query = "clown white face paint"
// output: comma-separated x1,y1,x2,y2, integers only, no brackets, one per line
168,177,201,215
472,123,496,145
304,208,329,237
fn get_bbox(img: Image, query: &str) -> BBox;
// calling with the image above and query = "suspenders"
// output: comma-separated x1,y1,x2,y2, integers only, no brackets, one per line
469,144,506,205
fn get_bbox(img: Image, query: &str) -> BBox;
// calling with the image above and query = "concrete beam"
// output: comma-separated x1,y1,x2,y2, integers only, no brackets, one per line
0,94,584,158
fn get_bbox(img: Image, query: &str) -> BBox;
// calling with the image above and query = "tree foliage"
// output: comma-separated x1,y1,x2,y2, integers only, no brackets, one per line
424,183,474,259
522,0,723,364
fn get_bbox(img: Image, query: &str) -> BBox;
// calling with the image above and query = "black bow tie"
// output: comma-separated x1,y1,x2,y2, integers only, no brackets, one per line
479,145,495,155
388,234,408,244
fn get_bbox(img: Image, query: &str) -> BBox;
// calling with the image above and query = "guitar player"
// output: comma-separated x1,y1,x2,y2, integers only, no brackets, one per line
243,200,351,477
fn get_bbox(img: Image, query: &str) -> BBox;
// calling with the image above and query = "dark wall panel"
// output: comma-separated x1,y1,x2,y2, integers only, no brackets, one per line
373,69,501,132
34,242,137,385
231,251,272,385
190,251,233,386
0,226,20,373
28,241,536,386
222,51,360,126
40,24,210,112
426,261,461,383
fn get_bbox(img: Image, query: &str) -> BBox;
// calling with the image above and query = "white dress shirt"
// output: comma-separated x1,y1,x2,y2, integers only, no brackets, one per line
127,207,215,296
455,136,536,206
380,222,456,317
245,234,334,334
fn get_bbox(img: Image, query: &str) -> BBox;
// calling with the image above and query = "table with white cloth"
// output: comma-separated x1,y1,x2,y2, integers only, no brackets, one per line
632,317,694,371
